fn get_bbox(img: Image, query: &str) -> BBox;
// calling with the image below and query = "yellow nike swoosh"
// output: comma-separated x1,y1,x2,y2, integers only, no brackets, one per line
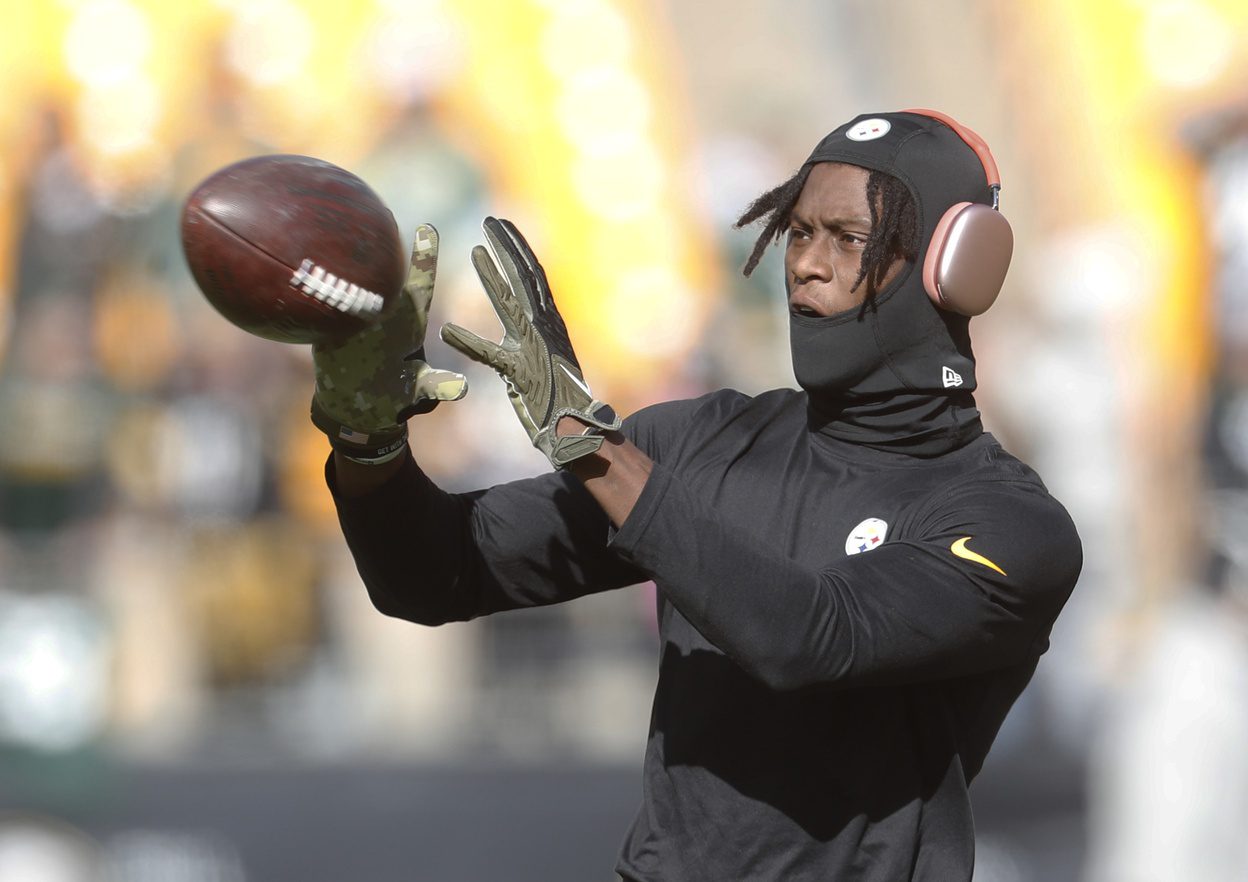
950,537,1007,576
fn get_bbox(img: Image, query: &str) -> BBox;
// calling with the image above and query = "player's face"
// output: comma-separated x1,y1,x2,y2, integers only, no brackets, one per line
785,162,904,317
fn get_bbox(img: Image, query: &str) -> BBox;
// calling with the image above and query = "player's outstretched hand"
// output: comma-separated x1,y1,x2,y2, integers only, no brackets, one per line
311,223,468,464
441,217,620,469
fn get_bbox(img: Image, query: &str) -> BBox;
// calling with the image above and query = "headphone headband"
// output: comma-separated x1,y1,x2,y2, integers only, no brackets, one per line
903,107,1001,191
899,109,1012,316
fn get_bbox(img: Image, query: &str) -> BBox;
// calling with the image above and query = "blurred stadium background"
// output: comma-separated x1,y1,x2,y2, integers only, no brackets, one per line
1,0,1247,879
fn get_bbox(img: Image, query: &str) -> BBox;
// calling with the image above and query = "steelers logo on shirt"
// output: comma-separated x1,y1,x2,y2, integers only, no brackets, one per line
845,518,888,555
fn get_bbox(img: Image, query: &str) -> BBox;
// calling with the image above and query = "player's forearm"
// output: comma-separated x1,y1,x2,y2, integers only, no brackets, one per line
564,433,653,527
327,453,477,624
329,444,640,622
561,420,653,527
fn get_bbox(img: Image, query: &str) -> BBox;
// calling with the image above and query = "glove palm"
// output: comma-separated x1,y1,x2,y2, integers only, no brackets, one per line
440,217,620,469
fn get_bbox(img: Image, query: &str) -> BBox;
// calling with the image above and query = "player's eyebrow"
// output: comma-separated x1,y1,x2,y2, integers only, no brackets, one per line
790,208,873,229
823,214,873,229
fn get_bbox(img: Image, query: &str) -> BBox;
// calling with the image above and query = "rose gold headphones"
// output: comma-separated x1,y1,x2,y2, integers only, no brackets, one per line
906,108,1014,317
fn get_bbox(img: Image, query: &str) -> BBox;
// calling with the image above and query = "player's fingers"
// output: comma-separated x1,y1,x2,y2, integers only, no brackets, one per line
440,322,507,372
481,217,538,321
414,367,469,402
494,218,554,313
404,223,440,313
470,245,527,339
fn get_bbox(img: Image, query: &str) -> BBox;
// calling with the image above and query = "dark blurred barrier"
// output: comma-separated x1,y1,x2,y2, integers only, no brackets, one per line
0,749,1084,882
2,756,640,882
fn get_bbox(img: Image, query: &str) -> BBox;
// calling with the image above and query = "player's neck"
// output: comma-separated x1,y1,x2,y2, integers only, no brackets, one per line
803,389,983,458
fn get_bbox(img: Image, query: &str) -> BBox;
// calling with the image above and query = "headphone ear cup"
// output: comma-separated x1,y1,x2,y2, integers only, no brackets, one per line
922,202,1013,316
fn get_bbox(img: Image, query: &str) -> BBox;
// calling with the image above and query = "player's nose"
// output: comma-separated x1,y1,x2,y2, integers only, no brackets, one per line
789,244,833,287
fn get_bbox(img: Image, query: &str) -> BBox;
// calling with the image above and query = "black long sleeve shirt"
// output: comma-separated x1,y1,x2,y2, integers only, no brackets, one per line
329,387,1082,881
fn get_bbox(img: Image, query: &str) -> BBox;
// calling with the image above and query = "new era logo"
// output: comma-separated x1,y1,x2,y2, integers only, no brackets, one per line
942,366,963,388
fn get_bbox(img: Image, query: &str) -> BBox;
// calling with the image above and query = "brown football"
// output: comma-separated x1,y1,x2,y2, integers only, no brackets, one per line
180,154,407,345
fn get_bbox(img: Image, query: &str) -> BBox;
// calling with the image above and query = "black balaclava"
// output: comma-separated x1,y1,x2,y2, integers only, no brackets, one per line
790,111,993,456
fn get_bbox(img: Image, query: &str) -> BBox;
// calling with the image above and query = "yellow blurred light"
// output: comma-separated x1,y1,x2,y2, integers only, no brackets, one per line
556,66,651,157
540,0,632,78
573,144,664,222
1036,0,1212,367
366,2,464,102
76,77,161,156
585,214,681,275
607,264,700,358
1140,1,1233,89
432,0,717,389
225,0,314,87
63,0,151,86
210,0,394,159
86,146,174,216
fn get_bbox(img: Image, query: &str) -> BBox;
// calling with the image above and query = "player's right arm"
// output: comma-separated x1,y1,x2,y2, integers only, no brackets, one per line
312,222,667,622
324,396,698,623
325,450,649,623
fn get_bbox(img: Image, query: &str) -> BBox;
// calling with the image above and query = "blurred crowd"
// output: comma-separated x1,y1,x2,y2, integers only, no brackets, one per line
1080,106,1248,882
1,1,1247,880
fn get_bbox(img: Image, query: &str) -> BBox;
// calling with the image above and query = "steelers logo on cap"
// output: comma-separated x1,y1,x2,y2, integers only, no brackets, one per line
846,118,891,142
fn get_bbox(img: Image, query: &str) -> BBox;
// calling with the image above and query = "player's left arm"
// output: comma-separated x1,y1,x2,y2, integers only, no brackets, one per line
614,471,1082,690
805,481,1083,688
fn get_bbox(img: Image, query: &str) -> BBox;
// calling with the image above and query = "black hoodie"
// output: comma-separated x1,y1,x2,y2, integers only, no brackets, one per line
328,112,1082,882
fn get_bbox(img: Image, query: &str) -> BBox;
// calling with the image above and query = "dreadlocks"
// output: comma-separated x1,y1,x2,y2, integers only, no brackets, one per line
735,166,812,278
734,165,919,296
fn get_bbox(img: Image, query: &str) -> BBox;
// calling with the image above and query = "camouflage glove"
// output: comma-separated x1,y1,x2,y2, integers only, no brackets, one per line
440,217,621,469
311,223,467,464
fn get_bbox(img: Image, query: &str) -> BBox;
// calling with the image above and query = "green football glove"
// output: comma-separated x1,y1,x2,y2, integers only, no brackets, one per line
311,223,468,464
440,217,621,469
